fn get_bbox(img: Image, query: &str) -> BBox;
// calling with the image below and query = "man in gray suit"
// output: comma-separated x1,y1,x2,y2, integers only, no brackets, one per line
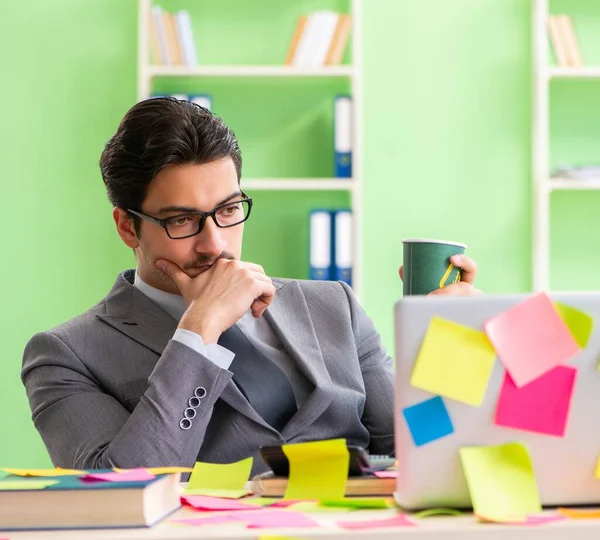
22,98,480,472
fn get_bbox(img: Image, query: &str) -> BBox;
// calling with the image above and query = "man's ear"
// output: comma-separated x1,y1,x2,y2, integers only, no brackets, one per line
113,208,139,249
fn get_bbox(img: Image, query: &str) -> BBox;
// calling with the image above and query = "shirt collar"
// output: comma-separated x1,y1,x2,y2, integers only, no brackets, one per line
133,271,187,321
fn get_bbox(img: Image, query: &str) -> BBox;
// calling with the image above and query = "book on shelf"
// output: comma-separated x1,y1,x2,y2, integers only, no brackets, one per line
334,95,352,178
286,11,352,67
149,5,197,67
0,472,181,530
250,470,395,497
548,14,583,68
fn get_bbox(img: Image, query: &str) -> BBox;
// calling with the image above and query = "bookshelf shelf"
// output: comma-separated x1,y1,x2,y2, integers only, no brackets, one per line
549,178,600,191
138,0,364,295
548,66,600,79
242,178,355,191
146,65,356,78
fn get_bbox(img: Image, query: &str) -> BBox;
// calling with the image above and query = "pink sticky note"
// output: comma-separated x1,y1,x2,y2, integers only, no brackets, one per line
170,515,241,527
181,495,261,511
268,499,309,508
484,293,580,387
495,367,576,437
80,468,155,483
338,514,416,530
233,510,319,528
374,470,397,478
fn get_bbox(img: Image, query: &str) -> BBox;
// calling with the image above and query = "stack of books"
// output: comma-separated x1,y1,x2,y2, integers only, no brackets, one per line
548,14,583,68
150,5,198,66
285,11,352,67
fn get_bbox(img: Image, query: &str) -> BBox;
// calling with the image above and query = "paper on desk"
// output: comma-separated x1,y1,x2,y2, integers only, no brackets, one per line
319,497,394,509
494,367,576,437
478,513,566,525
1,468,84,476
413,508,462,518
181,495,262,511
282,439,349,500
484,293,580,388
188,457,253,491
558,507,600,519
169,515,241,527
373,470,397,478
337,513,416,529
0,479,59,490
233,509,319,528
410,317,496,406
459,442,541,521
80,468,155,483
182,488,251,498
554,302,593,349
403,396,454,446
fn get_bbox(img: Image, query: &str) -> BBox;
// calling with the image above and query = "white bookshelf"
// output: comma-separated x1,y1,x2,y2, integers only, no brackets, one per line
137,0,364,297
532,0,600,291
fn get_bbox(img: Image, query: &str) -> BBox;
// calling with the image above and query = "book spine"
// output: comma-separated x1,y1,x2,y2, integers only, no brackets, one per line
163,12,184,65
332,210,352,286
334,95,352,178
310,210,332,280
325,14,352,66
560,15,583,67
311,11,339,67
548,15,569,67
293,12,319,67
285,15,308,65
151,6,170,65
179,10,198,66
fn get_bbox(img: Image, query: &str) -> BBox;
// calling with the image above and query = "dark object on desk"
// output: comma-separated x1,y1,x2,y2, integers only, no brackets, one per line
259,444,395,477
250,470,396,497
0,472,181,530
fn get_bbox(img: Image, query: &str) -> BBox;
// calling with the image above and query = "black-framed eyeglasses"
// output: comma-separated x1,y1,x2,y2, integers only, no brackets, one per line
127,193,253,240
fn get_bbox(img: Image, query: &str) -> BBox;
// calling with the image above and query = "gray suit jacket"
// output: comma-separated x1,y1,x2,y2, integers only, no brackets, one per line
22,270,394,474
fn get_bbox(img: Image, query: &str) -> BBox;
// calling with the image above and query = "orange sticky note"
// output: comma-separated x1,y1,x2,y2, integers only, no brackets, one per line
410,317,496,406
484,293,580,387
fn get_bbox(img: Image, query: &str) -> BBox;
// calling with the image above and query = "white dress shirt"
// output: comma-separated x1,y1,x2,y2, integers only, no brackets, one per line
133,272,312,407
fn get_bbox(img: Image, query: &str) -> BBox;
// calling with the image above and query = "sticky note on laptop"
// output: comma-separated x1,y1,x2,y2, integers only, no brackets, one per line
484,293,580,387
403,396,454,446
495,366,576,437
554,302,593,349
459,442,541,521
410,317,496,406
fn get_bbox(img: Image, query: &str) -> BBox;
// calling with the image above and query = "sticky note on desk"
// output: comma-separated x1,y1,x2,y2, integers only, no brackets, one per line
459,442,541,521
0,479,59,490
484,293,580,388
188,457,253,491
1,468,84,477
495,367,576,437
81,468,155,483
403,396,454,446
282,439,349,500
554,302,593,349
410,317,496,406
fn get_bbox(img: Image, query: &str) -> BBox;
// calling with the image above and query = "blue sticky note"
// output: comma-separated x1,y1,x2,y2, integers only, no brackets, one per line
403,396,454,446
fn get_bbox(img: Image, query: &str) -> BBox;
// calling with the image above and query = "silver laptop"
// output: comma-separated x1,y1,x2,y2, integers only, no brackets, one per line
393,292,600,510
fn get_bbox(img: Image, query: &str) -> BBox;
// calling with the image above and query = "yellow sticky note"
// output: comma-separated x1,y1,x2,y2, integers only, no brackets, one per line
459,442,541,521
0,479,59,490
554,302,593,349
187,457,253,491
1,468,84,477
282,439,349,500
411,317,496,406
558,507,600,519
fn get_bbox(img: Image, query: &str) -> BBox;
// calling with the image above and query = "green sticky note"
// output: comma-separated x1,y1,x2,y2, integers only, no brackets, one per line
413,508,463,518
182,488,251,499
459,442,541,521
282,439,349,500
187,457,253,491
0,479,59,490
411,317,496,406
319,497,393,509
554,302,593,349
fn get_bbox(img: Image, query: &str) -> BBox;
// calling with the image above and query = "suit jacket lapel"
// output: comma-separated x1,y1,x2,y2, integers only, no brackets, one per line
96,270,179,356
264,280,334,438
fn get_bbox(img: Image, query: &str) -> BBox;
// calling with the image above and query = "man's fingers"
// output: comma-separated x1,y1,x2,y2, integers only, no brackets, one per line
156,259,190,290
399,265,404,281
450,254,478,285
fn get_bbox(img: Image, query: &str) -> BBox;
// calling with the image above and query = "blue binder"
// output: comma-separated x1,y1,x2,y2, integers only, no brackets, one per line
334,95,352,178
331,209,352,287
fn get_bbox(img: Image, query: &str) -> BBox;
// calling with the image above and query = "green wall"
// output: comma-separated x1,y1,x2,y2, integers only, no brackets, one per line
1,0,594,466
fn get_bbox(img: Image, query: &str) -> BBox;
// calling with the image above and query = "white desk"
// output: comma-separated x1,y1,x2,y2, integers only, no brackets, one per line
4,507,600,540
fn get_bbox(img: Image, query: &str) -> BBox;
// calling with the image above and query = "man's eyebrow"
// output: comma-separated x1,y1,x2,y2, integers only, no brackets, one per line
157,192,242,215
